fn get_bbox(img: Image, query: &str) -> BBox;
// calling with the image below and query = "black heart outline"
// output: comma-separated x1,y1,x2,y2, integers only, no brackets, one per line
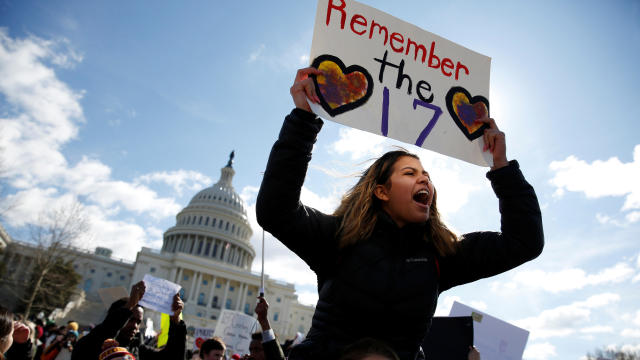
445,86,490,141
311,54,374,117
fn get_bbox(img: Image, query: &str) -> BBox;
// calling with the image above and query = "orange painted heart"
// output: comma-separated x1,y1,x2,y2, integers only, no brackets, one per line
445,86,490,141
311,55,373,116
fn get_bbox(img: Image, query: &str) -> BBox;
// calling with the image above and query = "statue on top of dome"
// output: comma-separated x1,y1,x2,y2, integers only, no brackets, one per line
226,150,235,168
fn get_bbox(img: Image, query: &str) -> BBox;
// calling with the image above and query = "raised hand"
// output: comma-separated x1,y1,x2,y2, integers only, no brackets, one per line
126,281,146,310
479,116,508,170
13,321,30,344
290,67,323,112
170,293,184,323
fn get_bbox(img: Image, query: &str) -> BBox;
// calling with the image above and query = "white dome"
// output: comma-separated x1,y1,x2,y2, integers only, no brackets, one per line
187,165,247,219
161,152,254,269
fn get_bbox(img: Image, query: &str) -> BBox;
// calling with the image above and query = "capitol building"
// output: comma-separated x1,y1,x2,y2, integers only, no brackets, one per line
0,154,314,340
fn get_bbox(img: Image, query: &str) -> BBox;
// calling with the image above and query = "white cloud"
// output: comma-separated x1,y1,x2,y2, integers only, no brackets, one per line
580,325,614,334
329,127,387,160
248,44,265,63
0,30,187,255
626,211,640,223
83,205,150,260
515,293,620,340
469,301,488,311
523,342,556,360
596,213,626,227
491,262,635,293
135,170,212,197
242,186,318,292
621,328,640,338
620,344,640,353
300,186,341,214
240,185,260,203
633,310,640,326
245,30,312,71
433,296,486,316
549,146,640,223
296,290,318,306
434,295,460,316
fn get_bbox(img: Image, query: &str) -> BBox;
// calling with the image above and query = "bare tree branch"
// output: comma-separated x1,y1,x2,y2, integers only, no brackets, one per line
17,202,89,318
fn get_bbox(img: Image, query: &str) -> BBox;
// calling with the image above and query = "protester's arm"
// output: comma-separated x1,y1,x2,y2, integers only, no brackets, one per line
4,322,32,360
138,293,186,359
255,296,285,360
71,281,145,360
438,119,544,291
256,68,340,273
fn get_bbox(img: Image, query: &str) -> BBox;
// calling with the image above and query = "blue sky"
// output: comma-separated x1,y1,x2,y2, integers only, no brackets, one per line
1,0,639,358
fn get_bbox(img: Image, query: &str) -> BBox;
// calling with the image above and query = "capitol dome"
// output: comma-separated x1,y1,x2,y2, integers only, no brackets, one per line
160,152,255,269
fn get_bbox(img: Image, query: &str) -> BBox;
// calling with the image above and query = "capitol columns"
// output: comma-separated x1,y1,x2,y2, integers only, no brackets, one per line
207,275,217,308
238,283,249,313
175,267,184,283
191,271,202,302
220,279,230,310
235,283,246,311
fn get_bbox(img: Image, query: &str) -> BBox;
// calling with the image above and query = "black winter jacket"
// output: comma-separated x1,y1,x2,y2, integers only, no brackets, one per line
256,109,544,360
71,306,186,360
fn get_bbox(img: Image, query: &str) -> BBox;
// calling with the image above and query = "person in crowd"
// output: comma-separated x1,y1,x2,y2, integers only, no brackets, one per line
256,67,544,359
338,338,399,360
41,329,78,360
0,306,32,360
97,338,135,360
39,321,57,352
199,337,225,360
33,319,45,360
245,296,285,360
71,281,186,359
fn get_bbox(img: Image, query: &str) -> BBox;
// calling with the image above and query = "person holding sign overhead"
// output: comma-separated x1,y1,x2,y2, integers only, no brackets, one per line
256,67,544,360
71,281,187,360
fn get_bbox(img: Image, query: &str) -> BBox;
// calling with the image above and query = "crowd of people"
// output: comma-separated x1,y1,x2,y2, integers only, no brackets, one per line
2,280,481,360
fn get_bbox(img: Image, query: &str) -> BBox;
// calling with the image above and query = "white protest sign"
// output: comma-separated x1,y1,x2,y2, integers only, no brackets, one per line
193,327,215,350
450,301,529,360
213,310,258,356
138,274,182,315
309,0,492,166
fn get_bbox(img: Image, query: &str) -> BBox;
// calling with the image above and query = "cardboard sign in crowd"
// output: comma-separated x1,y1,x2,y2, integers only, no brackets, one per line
309,0,493,166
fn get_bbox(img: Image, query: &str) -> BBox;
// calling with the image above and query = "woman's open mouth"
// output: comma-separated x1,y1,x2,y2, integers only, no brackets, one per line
413,189,430,205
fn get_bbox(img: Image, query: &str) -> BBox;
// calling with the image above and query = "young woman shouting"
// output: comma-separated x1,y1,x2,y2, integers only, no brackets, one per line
257,67,543,360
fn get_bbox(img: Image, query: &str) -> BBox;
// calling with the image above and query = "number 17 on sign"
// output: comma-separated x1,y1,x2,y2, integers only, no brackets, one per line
380,86,442,147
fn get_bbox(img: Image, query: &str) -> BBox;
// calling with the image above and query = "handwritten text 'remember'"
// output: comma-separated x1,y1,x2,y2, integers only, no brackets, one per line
326,0,470,81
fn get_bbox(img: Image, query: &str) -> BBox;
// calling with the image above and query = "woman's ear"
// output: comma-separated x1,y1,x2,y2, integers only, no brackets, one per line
374,184,390,201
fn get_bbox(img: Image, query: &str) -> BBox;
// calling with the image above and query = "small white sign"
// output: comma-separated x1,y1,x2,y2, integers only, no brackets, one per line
213,310,258,356
193,327,215,349
138,274,182,315
310,0,492,166
450,301,529,360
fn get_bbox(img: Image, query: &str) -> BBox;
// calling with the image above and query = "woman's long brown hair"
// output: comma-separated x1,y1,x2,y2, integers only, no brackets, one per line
333,150,458,256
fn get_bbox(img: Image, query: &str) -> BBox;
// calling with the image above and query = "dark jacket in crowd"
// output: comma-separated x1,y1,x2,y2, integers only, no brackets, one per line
264,339,285,360
71,306,186,360
256,109,544,360
4,339,32,360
